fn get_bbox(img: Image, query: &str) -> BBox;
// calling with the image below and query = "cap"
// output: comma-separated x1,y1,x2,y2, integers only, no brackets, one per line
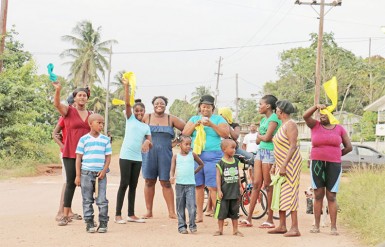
199,95,215,105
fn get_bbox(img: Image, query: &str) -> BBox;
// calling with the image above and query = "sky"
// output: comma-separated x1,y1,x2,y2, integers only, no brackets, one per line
6,0,385,110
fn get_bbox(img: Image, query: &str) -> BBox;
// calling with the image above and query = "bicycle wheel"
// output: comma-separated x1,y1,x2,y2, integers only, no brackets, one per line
203,186,209,212
240,189,268,220
273,210,291,220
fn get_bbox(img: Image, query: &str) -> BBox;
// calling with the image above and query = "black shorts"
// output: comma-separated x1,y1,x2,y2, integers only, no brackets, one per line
214,198,239,220
311,160,342,193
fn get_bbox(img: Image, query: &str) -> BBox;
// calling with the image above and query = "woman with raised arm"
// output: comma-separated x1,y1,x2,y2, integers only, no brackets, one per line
303,104,352,236
115,78,152,224
52,82,91,226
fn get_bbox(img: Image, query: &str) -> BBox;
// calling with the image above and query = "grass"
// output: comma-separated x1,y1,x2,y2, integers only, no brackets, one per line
339,167,385,246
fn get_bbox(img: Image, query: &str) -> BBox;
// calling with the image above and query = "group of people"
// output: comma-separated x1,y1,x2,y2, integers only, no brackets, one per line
52,78,352,237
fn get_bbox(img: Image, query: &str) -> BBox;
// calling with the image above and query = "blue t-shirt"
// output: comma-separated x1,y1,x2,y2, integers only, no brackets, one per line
76,133,112,172
120,114,151,161
176,152,195,185
189,115,227,151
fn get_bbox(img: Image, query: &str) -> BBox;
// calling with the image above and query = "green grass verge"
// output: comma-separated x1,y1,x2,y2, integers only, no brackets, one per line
339,167,385,246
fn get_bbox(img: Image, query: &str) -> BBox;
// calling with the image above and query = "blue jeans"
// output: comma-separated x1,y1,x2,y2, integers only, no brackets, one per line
81,170,109,222
236,148,255,165
175,184,196,232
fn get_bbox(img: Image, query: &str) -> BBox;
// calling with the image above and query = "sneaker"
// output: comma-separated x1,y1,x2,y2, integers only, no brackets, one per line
98,221,108,233
179,229,188,234
86,221,96,233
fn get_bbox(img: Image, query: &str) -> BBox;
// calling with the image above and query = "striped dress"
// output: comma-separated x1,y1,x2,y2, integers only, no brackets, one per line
272,121,302,211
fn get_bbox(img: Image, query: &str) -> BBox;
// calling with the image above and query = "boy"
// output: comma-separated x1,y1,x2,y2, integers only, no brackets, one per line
213,139,243,237
75,113,112,233
170,135,204,234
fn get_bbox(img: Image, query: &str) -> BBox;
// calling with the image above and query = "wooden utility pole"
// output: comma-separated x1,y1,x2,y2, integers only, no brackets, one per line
104,46,112,134
295,0,342,105
0,0,9,72
235,73,239,122
214,56,223,105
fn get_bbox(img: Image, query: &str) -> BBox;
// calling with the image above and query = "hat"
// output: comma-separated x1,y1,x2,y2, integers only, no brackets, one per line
218,107,233,124
66,94,74,105
276,100,296,114
199,95,215,105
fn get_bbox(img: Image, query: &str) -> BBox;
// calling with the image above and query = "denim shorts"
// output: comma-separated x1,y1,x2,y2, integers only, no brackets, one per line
255,149,275,164
195,150,223,188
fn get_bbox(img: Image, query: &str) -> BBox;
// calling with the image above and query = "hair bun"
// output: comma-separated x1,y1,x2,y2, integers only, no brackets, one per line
135,99,142,103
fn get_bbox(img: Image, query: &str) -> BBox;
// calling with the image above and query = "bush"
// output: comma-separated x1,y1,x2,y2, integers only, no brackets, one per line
339,167,385,246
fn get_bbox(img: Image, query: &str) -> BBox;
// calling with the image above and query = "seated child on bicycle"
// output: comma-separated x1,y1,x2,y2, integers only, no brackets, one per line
213,139,244,237
170,135,204,234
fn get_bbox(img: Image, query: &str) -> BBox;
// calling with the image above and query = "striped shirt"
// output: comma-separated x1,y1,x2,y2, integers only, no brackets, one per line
76,133,112,171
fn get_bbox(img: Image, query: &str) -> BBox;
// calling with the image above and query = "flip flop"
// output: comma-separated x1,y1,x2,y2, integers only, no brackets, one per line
127,217,145,223
310,227,320,233
239,219,253,227
259,222,275,229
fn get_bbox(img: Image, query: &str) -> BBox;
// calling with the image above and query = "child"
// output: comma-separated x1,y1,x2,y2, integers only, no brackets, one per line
213,139,243,237
170,135,204,234
115,78,152,224
75,113,112,233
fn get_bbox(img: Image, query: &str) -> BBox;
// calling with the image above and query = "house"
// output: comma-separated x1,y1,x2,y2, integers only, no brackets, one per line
364,95,385,136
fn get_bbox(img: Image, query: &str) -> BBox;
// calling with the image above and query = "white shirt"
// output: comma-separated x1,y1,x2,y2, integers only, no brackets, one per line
242,132,259,153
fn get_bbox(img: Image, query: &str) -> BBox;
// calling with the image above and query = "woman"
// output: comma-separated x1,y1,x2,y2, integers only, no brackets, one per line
52,82,91,226
240,95,281,228
303,104,352,235
115,79,152,224
142,96,185,219
268,100,302,237
182,95,229,222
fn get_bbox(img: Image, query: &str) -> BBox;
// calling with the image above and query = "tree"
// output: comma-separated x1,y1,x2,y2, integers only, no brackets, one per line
169,99,196,122
87,85,106,113
190,86,213,106
238,99,261,124
1,27,32,70
360,111,377,141
60,20,117,88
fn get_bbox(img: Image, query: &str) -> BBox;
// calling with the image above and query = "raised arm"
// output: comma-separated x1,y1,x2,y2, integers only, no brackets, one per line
52,82,69,116
122,78,132,119
303,104,325,129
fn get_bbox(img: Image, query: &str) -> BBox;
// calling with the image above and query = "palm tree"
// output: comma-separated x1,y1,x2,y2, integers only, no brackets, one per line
111,70,126,100
190,86,213,106
61,20,117,88
87,85,106,113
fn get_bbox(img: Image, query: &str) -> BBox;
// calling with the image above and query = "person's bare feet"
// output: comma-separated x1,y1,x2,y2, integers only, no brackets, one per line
196,218,203,223
267,226,288,234
141,212,153,219
330,227,339,236
233,231,244,237
169,213,177,219
283,228,301,237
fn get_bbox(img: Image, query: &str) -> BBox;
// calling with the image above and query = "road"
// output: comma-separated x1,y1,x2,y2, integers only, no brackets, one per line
0,154,362,247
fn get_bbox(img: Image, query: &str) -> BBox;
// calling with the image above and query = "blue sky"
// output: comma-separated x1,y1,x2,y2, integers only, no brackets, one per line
7,0,385,108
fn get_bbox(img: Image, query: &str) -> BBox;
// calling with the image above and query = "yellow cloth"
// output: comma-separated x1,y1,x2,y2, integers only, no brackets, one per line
218,107,233,124
270,174,286,211
193,125,206,155
320,76,339,124
123,72,136,106
112,98,125,106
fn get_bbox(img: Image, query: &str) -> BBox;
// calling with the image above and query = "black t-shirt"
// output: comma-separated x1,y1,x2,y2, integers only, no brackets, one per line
216,158,240,199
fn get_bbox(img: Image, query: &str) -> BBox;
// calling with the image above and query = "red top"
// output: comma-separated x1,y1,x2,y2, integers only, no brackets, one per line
62,106,91,159
58,116,66,153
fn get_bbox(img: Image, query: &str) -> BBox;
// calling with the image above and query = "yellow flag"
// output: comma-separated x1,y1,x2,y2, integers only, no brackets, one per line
320,76,339,124
193,125,206,155
123,72,136,106
112,98,125,106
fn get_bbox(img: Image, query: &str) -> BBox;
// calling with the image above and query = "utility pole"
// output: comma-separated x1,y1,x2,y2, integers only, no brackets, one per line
214,56,223,105
235,73,239,122
104,46,112,134
0,0,9,73
294,0,342,105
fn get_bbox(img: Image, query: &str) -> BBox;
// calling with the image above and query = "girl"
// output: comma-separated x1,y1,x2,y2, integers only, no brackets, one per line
170,135,204,234
115,78,152,224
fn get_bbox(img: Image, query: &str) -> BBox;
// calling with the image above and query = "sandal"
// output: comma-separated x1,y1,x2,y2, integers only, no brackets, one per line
330,228,339,236
213,231,223,236
70,213,82,220
58,216,69,226
259,222,275,229
239,219,253,227
310,227,320,233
